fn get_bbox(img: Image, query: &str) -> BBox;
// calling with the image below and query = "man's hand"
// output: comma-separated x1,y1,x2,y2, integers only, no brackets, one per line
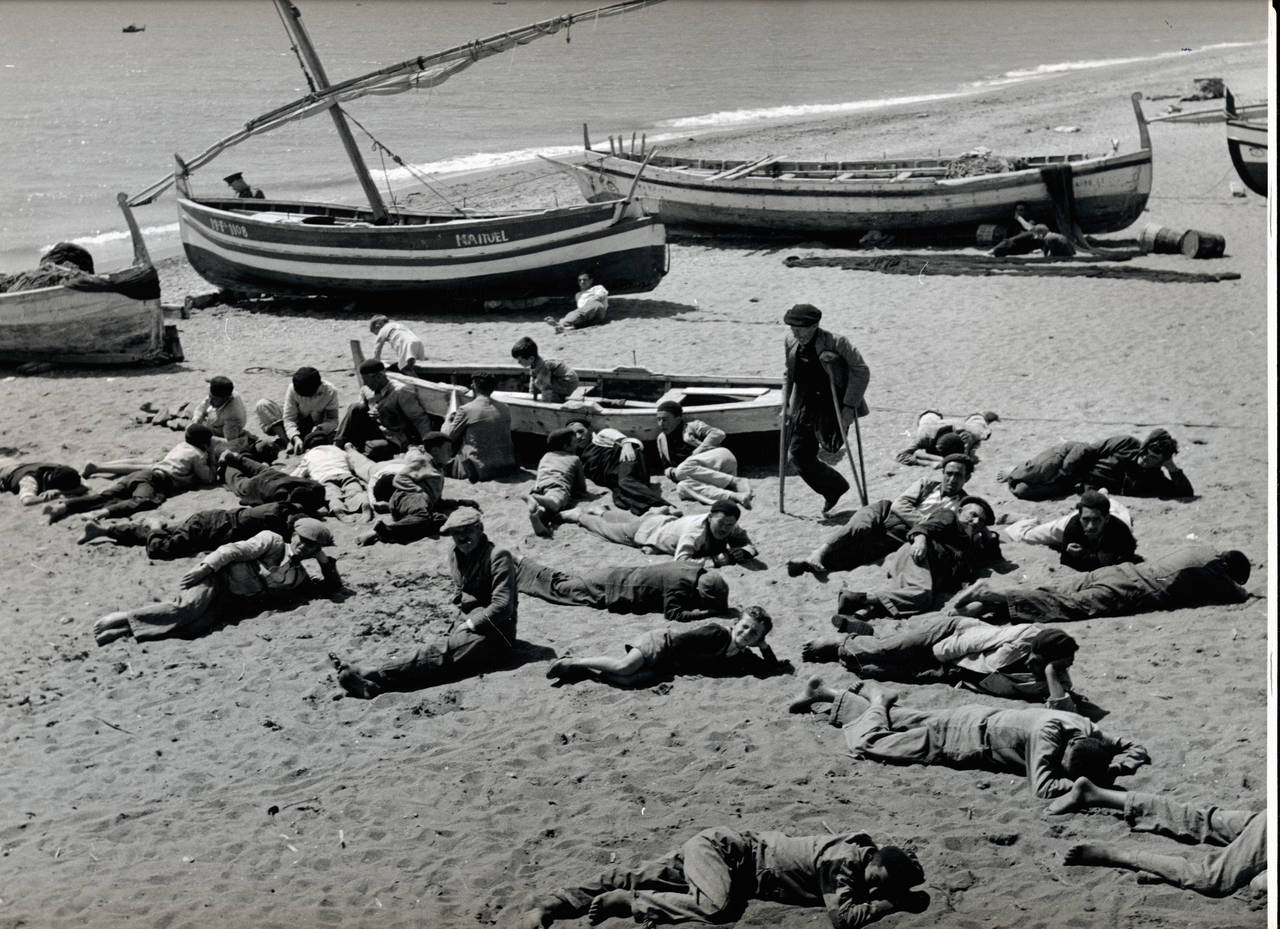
1064,542,1084,556
288,435,304,455
910,535,929,565
727,547,753,564
180,564,213,588
619,442,637,463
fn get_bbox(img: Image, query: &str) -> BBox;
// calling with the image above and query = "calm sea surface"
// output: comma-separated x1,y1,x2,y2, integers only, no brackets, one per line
0,0,1266,272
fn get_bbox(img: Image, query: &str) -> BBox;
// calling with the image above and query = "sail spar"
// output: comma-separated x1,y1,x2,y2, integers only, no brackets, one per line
129,0,666,206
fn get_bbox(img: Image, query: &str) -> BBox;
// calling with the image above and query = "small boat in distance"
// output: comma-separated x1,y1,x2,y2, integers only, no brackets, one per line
350,342,782,447
0,195,181,366
548,94,1153,240
129,0,669,305
121,23,145,33
1225,87,1267,197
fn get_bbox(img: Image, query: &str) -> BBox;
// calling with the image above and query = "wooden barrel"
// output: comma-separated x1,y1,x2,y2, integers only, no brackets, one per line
1138,223,1186,254
1180,229,1226,259
975,223,1008,247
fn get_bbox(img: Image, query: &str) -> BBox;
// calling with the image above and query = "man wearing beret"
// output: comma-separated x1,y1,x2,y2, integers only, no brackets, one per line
334,359,434,461
332,509,519,697
781,303,871,513
92,517,341,646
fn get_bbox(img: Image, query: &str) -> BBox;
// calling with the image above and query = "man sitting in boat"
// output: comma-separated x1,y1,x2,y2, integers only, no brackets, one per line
510,336,580,403
997,428,1193,501
335,359,434,461
894,410,997,467
255,366,342,455
223,171,265,200
558,499,757,568
545,271,609,334
441,375,517,482
0,459,86,507
569,420,676,515
526,427,588,537
655,400,752,508
369,314,426,375
0,242,96,293
781,303,871,515
48,425,222,524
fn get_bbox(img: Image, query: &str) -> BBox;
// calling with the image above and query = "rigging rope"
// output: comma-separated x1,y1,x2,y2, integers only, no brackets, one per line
338,107,467,214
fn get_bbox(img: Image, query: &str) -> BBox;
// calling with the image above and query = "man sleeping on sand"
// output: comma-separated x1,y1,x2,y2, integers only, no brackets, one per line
517,558,731,623
558,499,757,568
789,679,1149,799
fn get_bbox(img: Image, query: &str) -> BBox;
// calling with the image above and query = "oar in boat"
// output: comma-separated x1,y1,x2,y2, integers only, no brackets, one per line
707,154,780,182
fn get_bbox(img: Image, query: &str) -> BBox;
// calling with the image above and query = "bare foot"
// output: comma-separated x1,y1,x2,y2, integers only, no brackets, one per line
737,489,754,510
93,612,132,646
81,462,98,478
528,504,552,538
558,508,582,524
1063,843,1120,867
336,666,381,699
787,559,821,578
356,530,379,547
78,520,109,544
995,469,1011,483
830,613,875,635
44,502,69,524
788,676,839,713
546,658,570,679
587,890,631,925
1047,777,1099,815
860,681,899,707
800,636,841,663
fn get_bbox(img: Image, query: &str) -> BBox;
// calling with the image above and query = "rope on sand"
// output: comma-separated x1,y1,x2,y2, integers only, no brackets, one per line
243,366,351,376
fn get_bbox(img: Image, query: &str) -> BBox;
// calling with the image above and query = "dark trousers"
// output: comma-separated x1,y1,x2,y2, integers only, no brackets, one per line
819,499,909,570
365,626,503,692
516,560,606,608
335,403,399,462
611,456,670,515
105,503,292,560
787,416,848,506
63,469,176,519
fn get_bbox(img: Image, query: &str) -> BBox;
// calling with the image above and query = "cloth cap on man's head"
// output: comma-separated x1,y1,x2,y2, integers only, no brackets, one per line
1142,427,1177,457
292,517,334,546
1030,627,1078,663
46,466,84,493
783,303,822,326
935,432,967,457
940,453,973,475
440,508,483,534
874,846,925,890
958,494,995,526
207,375,234,397
1076,490,1110,515
656,399,683,417
184,423,213,446
223,172,244,184
357,359,385,377
708,500,740,520
292,365,322,394
1221,550,1251,585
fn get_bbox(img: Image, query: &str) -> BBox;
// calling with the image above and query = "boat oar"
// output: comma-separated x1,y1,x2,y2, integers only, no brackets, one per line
824,367,868,506
621,148,659,205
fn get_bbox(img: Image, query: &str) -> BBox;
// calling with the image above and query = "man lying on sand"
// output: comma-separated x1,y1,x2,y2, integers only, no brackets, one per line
332,510,516,698
1050,777,1266,899
79,501,301,560
219,450,327,514
517,557,730,623
526,428,589,537
1001,489,1137,571
789,679,1149,799
997,428,1192,501
517,824,926,929
559,499,757,567
802,613,1080,709
291,440,370,520
894,409,997,467
787,455,975,578
0,459,85,507
570,420,675,515
950,545,1252,624
545,606,783,688
356,438,479,546
92,518,341,647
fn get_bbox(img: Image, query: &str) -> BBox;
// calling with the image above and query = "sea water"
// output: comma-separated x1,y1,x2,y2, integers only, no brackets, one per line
0,0,1266,273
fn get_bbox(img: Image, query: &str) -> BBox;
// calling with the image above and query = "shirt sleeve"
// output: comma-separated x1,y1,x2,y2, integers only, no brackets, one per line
891,479,927,524
468,547,517,638
685,420,726,454
1028,719,1075,798
282,387,303,440
16,475,41,506
820,849,889,929
673,521,705,562
201,531,281,573
1103,732,1151,779
664,579,715,623
836,337,871,412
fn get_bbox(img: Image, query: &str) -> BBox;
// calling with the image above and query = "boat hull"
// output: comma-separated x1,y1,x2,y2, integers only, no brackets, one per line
0,283,172,365
568,152,1152,236
1226,118,1267,197
177,198,668,301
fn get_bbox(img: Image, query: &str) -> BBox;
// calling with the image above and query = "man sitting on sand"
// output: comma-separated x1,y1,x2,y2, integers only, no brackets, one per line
147,375,276,462
369,314,426,375
655,400,752,508
220,449,327,514
1002,489,1138,571
356,437,479,546
331,510,517,698
545,270,609,334
571,420,676,515
788,454,975,578
526,428,589,537
1050,777,1266,898
92,517,341,646
951,545,1252,624
511,336,580,403
49,425,222,523
997,428,1192,501
545,605,782,688
894,410,997,467
517,825,926,929
831,496,1003,621
789,679,1149,799
560,500,757,567
440,375,517,482
336,359,434,461
0,459,85,507
78,501,300,560
517,557,731,622
255,365,342,455
802,614,1080,709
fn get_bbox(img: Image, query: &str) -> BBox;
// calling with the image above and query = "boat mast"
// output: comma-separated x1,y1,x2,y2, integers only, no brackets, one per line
274,0,389,223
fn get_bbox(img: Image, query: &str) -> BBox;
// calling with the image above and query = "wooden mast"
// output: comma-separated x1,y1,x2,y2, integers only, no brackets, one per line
274,0,389,224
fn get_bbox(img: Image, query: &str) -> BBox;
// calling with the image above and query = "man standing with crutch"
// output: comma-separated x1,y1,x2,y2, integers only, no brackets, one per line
779,304,870,514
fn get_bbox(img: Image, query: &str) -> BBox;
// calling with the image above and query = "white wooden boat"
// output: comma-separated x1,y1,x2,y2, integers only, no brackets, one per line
1146,99,1266,124
1225,88,1267,197
549,94,1153,238
0,195,181,366
131,1,669,304
351,341,781,444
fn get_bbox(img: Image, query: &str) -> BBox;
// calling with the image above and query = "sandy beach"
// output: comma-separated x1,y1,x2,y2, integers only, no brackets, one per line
0,43,1270,929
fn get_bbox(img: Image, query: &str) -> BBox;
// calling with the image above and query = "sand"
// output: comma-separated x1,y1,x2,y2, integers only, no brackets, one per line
0,46,1270,929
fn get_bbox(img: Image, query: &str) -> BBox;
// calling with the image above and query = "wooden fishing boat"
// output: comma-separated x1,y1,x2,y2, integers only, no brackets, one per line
351,341,781,445
131,1,668,304
0,195,181,366
1225,88,1267,197
548,94,1153,239
1146,99,1266,124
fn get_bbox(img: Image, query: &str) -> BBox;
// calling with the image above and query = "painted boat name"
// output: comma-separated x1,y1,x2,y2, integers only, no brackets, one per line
456,229,509,246
209,218,249,238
